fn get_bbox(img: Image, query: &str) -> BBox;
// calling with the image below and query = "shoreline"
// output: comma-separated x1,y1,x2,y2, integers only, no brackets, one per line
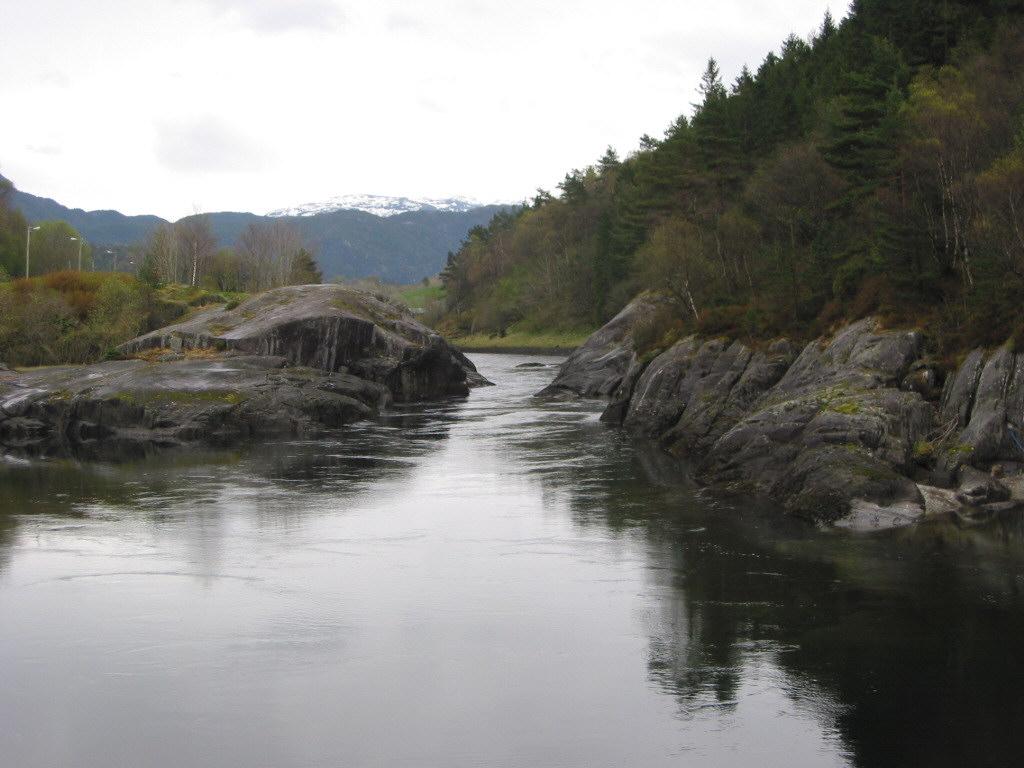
456,345,576,355
450,331,590,357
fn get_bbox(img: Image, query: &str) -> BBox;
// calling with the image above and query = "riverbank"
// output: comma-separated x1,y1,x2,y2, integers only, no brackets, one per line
452,329,593,355
537,293,1024,530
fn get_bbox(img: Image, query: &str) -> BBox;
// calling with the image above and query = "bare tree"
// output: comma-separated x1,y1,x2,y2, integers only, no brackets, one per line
176,215,217,287
236,221,306,291
143,223,180,283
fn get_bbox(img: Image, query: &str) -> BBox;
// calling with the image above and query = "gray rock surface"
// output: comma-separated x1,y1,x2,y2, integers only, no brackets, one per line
936,345,1024,480
547,296,1024,527
697,321,932,521
537,294,665,398
545,309,956,526
120,284,487,402
0,358,389,457
0,284,488,457
658,339,797,453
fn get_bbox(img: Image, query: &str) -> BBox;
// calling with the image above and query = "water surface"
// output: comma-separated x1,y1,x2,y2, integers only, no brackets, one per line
2,353,1024,767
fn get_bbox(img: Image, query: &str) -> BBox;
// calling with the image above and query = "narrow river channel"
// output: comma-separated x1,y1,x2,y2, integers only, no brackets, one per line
2,353,1023,767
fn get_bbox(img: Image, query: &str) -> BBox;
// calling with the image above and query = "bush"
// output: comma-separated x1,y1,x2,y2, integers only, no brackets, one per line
0,288,75,366
0,272,158,367
632,304,685,357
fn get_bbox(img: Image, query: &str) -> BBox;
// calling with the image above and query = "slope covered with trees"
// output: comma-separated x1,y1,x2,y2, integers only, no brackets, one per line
440,0,1024,358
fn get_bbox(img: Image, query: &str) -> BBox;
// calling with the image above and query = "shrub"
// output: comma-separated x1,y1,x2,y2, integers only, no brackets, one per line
632,304,685,357
0,272,157,366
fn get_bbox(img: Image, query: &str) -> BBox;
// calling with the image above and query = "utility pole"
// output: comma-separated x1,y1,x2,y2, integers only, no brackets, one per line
25,224,40,278
69,237,85,271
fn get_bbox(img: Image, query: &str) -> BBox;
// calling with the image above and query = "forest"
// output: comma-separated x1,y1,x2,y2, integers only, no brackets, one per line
439,0,1024,360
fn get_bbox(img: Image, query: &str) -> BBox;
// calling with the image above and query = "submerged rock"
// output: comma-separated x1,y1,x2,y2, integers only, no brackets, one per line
835,498,926,532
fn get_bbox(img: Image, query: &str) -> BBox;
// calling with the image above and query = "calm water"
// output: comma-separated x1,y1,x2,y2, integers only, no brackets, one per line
2,353,1024,767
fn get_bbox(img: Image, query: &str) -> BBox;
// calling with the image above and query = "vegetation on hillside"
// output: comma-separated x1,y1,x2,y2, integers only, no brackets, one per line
0,272,243,368
440,0,1024,357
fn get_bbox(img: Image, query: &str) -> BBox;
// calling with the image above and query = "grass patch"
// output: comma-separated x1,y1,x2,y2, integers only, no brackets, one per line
831,400,862,415
452,328,593,352
913,440,935,460
397,283,445,310
116,389,246,406
128,346,223,362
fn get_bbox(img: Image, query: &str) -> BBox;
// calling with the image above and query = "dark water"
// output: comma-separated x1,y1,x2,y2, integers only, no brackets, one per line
2,353,1024,768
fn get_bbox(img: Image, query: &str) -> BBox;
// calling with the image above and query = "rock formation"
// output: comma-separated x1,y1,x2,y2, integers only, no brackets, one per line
540,310,1024,529
0,285,488,456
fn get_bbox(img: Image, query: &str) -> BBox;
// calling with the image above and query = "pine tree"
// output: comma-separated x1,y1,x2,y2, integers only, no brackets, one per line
289,249,322,285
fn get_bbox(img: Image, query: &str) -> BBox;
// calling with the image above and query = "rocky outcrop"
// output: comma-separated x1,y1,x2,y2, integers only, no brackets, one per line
695,321,931,522
538,294,665,398
0,357,388,457
935,344,1024,480
619,337,798,455
120,284,486,402
0,285,488,457
542,308,1024,528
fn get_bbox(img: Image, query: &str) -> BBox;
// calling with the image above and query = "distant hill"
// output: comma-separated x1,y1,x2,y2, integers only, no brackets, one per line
8,185,510,283
10,188,165,246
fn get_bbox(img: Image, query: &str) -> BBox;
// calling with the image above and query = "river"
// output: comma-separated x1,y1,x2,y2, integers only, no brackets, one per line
1,353,1023,767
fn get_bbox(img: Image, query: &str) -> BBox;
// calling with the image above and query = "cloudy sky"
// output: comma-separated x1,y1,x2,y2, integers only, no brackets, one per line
1,0,841,220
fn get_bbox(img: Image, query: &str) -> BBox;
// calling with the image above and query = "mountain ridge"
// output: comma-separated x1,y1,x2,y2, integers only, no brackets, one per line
7,184,509,283
267,193,495,218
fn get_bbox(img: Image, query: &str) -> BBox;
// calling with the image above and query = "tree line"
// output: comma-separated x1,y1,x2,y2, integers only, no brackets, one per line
138,217,321,292
440,0,1024,356
0,181,323,294
0,179,95,278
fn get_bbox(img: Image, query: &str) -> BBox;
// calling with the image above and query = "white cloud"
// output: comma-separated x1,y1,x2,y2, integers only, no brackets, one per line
0,0,843,220
26,144,63,157
200,0,345,33
154,116,269,174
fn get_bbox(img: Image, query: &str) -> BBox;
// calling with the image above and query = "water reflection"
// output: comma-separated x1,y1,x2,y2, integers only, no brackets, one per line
499,368,1024,768
1,354,1023,767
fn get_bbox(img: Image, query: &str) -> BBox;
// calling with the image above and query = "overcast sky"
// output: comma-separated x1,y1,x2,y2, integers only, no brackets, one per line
1,0,842,220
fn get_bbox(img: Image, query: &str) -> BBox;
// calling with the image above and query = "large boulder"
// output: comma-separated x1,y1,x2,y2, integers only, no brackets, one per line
537,294,666,398
120,284,486,402
1,285,488,457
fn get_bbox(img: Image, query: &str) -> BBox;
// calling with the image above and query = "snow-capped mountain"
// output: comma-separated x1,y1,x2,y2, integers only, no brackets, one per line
267,194,489,219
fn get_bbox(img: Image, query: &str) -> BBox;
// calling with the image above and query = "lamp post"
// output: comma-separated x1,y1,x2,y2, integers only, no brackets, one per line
68,237,85,271
25,224,41,278
105,249,116,271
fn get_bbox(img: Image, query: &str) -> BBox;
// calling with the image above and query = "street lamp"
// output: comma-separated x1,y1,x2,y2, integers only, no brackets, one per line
68,236,85,271
105,249,116,271
25,224,41,278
